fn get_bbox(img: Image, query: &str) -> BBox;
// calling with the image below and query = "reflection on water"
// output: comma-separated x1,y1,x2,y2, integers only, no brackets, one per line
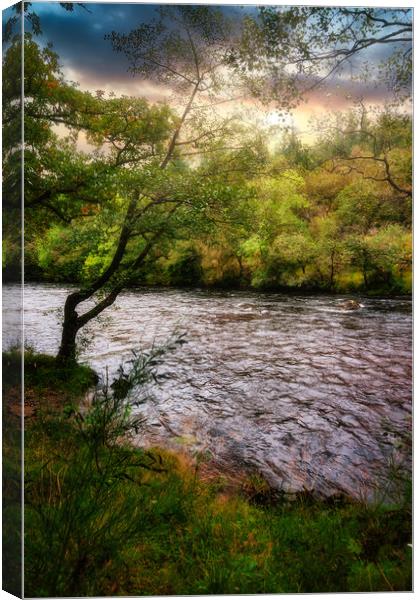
5,283,412,498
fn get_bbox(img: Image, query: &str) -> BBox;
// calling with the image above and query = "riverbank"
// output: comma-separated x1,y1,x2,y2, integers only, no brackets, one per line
9,275,412,297
3,351,412,595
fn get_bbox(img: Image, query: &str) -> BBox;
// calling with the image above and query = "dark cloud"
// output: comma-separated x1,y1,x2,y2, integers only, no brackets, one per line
34,3,161,79
6,3,410,113
12,3,245,97
28,3,245,82
306,76,392,107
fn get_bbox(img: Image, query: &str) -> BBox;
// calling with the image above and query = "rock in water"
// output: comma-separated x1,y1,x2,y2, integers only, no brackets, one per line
339,299,362,310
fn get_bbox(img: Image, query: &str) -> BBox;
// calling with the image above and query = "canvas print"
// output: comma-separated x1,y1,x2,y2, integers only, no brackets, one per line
2,1,412,596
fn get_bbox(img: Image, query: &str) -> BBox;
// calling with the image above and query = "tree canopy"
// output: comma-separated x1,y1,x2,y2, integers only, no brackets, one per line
234,7,412,100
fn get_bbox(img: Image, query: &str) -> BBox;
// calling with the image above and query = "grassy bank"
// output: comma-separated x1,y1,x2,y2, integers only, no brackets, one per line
3,351,412,596
2,350,98,596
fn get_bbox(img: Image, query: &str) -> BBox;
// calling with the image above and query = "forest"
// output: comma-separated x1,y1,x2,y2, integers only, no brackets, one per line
2,3,412,597
3,6,412,302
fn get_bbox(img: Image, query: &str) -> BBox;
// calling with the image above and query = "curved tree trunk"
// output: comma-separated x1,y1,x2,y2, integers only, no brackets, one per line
56,294,82,363
55,80,200,364
55,208,175,363
56,320,79,363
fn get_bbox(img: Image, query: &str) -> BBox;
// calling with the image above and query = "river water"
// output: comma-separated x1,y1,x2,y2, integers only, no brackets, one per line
4,283,412,499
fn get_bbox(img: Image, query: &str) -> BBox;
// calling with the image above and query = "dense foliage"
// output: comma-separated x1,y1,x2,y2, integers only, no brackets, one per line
3,37,410,297
20,108,412,296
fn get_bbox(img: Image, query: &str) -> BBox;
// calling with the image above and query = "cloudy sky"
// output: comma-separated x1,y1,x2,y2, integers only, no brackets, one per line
3,1,412,142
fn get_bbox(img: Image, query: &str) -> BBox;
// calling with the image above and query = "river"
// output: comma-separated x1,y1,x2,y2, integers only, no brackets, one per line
3,283,412,499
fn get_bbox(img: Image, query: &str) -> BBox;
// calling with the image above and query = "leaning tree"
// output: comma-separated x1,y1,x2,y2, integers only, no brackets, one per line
52,5,296,362
3,6,275,362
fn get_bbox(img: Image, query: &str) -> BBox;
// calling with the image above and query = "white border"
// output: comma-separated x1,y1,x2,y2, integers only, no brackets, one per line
0,1,415,599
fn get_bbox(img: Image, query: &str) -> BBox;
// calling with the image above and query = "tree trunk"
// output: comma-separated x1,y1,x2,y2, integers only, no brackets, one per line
236,255,243,280
56,295,82,363
329,249,336,290
56,320,79,363
362,250,369,289
362,265,369,289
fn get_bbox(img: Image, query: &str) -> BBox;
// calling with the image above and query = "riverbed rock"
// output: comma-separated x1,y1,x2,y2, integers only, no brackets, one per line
339,299,362,311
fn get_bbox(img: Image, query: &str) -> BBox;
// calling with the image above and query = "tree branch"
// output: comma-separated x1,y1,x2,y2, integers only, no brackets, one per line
160,80,201,169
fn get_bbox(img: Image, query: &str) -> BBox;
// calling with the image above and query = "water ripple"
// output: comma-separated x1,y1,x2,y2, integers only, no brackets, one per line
5,283,411,498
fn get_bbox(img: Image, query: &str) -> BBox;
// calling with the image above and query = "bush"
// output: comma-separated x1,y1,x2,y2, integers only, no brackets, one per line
168,246,203,286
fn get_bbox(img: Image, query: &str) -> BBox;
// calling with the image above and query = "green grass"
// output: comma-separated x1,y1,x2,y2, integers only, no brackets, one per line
24,433,412,595
3,348,97,397
2,351,23,597
6,351,412,596
2,349,97,596
29,350,97,394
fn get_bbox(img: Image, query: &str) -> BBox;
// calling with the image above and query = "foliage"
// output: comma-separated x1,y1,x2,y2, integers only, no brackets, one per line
14,34,410,300
24,338,185,596
167,245,203,286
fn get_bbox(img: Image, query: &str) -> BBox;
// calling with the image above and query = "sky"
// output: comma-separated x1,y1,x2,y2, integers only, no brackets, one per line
2,1,413,143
